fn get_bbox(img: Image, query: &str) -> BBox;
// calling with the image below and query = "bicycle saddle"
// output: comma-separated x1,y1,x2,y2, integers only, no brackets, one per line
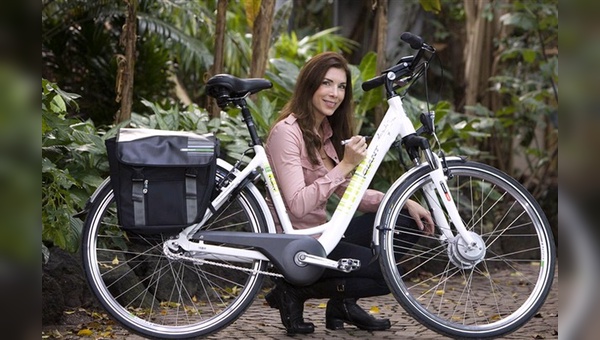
206,74,272,108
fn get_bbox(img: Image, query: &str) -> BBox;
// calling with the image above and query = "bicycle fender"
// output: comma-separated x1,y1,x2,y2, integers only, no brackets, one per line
78,176,112,217
371,156,465,250
214,159,277,234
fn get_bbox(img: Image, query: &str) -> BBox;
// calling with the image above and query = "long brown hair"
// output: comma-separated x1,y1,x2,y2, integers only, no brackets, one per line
271,52,354,165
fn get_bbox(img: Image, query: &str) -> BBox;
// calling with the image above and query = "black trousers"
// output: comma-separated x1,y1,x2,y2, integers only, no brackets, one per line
306,211,421,298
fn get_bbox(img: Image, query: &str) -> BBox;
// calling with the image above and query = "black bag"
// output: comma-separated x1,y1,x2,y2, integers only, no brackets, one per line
106,128,219,234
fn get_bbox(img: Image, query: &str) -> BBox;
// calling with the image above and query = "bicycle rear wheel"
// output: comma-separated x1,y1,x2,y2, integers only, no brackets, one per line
81,166,270,339
378,160,555,339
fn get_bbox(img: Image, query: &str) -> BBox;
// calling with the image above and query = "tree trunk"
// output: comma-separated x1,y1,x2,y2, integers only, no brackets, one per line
114,0,137,125
372,0,388,125
250,0,276,79
463,0,512,171
463,0,497,109
207,0,228,119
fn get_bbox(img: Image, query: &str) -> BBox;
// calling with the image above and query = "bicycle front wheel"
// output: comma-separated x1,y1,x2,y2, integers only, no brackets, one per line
81,165,270,339
378,160,556,339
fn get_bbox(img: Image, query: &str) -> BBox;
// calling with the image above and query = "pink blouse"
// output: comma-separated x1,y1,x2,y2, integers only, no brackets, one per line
265,115,384,231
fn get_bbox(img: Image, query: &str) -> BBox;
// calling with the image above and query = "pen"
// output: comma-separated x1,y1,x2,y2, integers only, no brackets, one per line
341,136,372,146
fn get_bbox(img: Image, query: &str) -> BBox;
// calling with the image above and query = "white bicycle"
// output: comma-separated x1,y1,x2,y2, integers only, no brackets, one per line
81,32,556,339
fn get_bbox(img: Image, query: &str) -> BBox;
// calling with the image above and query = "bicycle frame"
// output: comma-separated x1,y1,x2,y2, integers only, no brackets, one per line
174,93,473,270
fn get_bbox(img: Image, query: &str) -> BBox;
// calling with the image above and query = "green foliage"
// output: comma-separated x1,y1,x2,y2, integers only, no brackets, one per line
407,99,492,156
351,52,382,133
130,99,214,133
284,0,335,37
420,0,442,14
42,79,112,252
137,5,213,70
42,0,201,125
42,0,121,124
490,0,558,180
273,27,359,65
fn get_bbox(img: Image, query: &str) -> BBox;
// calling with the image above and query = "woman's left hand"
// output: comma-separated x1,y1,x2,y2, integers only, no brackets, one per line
405,199,435,235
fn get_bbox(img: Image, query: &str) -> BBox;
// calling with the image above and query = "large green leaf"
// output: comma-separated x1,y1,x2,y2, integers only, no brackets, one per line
137,13,213,68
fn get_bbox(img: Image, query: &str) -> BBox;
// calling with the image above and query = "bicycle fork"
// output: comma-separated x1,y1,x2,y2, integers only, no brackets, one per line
421,153,487,269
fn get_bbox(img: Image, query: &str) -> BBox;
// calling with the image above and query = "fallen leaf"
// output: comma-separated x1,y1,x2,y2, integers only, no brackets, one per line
489,314,503,321
77,328,93,336
160,301,181,308
369,306,380,314
435,289,445,296
317,303,327,308
112,256,119,265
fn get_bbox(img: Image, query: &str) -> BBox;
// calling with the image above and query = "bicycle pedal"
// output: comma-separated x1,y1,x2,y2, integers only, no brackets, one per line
337,258,361,272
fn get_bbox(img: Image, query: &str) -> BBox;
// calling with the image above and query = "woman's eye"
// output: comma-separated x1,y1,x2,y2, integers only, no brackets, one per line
339,84,346,90
322,80,331,86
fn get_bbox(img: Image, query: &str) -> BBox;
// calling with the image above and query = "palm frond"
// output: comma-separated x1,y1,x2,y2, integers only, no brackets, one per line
137,13,213,69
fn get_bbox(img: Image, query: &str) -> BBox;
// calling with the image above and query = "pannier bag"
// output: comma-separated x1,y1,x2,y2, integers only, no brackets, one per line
106,128,219,234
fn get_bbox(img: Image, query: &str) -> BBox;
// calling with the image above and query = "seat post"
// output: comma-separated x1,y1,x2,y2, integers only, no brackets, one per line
235,98,262,146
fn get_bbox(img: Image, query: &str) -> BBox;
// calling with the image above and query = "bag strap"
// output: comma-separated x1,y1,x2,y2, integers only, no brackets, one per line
185,169,198,223
131,168,147,226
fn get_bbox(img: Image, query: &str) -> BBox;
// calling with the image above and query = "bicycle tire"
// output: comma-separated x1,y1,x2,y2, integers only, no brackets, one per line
81,165,270,339
378,160,556,339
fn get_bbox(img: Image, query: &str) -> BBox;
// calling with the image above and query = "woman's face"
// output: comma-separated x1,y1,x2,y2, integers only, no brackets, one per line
311,67,347,120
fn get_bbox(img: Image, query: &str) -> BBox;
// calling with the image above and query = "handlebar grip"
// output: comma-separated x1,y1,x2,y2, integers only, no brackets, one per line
361,74,386,92
400,32,424,50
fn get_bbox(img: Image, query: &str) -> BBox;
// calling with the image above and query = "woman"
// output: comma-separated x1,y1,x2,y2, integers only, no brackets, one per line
264,52,434,334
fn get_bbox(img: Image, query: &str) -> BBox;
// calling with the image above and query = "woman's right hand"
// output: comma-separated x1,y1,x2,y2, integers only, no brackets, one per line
341,136,368,168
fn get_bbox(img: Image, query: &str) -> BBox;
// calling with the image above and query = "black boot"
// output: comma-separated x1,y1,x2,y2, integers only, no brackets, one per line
325,298,391,331
264,281,315,334
319,277,391,331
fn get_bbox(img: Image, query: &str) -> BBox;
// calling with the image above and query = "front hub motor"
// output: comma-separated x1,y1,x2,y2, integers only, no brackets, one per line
447,232,486,269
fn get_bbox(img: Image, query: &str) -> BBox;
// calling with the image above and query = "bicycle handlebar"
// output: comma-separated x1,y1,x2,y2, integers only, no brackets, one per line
361,75,386,92
400,32,424,49
361,32,432,92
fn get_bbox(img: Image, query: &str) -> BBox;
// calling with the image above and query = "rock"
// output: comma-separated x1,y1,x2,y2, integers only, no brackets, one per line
42,272,64,324
42,246,96,325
